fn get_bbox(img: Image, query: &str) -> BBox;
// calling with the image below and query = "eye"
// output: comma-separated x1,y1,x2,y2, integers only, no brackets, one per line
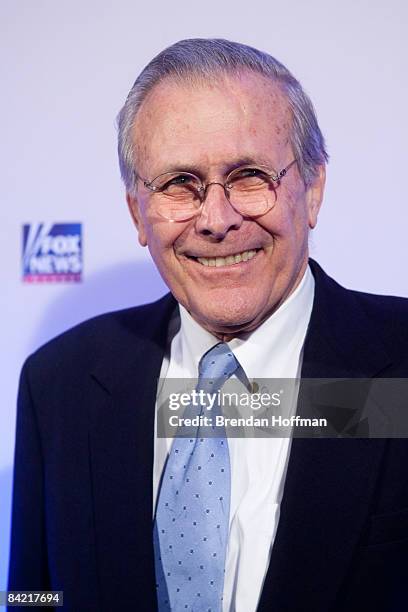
227,167,272,191
162,174,196,190
234,167,269,179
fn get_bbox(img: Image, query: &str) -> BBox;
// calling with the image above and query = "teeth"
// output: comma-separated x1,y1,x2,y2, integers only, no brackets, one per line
196,250,258,267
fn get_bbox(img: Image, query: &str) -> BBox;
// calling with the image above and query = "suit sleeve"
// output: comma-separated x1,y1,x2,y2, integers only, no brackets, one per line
8,359,50,594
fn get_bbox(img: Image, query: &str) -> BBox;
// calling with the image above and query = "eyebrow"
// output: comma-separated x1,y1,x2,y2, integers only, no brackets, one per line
153,156,276,178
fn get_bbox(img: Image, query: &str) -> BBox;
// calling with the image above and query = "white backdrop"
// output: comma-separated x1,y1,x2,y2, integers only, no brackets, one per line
1,0,407,591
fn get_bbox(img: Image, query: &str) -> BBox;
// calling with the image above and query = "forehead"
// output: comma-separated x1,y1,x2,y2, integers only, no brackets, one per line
132,71,292,176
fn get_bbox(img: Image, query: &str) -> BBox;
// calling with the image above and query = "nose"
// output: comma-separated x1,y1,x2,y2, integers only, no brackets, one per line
195,183,243,239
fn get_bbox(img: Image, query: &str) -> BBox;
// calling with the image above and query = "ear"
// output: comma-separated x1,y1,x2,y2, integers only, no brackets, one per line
126,192,148,247
306,165,326,229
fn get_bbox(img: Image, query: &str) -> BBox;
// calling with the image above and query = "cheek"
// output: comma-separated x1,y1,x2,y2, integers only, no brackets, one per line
143,214,186,267
146,229,173,261
254,193,310,256
141,207,173,249
254,207,296,241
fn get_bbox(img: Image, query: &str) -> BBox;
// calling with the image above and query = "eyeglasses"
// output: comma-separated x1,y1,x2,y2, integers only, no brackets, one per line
139,160,297,222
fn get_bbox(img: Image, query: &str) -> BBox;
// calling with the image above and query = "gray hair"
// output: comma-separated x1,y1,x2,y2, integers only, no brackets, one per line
117,38,328,193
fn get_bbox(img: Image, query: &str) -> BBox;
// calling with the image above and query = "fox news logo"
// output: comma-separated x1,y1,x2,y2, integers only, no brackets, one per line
22,223,82,283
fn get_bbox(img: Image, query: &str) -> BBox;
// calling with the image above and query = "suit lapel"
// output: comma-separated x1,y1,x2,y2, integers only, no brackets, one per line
258,260,392,612
87,294,177,611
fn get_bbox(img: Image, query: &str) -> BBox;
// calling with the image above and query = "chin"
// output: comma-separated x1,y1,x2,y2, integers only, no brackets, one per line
188,292,268,335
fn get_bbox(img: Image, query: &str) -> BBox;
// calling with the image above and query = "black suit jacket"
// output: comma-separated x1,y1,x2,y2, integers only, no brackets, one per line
8,260,408,611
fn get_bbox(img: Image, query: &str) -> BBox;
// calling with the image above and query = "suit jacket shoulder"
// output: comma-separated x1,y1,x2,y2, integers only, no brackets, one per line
306,259,408,377
22,292,177,403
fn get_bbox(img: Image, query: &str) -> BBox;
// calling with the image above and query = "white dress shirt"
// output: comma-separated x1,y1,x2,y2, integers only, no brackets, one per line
153,265,315,611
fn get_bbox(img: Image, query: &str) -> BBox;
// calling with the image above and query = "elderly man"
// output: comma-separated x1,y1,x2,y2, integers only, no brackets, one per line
9,39,408,611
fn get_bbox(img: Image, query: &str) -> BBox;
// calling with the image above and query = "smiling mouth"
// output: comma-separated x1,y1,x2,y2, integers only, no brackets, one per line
188,249,260,267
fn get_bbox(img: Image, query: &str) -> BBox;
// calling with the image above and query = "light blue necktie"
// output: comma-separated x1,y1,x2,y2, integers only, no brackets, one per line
154,343,239,611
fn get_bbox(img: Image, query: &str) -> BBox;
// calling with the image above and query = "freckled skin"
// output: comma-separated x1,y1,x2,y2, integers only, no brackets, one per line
127,72,325,339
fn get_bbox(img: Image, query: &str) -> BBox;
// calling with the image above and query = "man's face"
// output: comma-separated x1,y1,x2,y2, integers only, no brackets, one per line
127,72,325,337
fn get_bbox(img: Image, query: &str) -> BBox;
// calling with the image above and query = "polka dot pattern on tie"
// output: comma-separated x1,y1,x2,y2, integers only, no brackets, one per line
154,342,240,611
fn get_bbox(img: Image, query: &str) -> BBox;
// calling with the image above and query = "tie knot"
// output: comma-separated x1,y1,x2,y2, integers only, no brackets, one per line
198,343,239,390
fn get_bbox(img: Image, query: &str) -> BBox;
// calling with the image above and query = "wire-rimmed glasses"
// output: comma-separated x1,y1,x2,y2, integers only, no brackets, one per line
140,160,297,222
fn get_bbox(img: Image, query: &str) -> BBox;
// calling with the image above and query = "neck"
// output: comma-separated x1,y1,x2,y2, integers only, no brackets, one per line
189,259,309,341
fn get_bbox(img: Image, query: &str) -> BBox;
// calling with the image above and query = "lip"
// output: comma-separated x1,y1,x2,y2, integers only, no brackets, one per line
183,247,262,259
181,248,263,270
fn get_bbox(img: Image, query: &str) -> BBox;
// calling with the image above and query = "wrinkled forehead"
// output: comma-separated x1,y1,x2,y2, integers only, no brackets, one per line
132,71,293,176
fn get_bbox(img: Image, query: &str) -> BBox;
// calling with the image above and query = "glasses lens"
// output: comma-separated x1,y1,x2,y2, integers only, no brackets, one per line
150,173,202,221
228,168,277,216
